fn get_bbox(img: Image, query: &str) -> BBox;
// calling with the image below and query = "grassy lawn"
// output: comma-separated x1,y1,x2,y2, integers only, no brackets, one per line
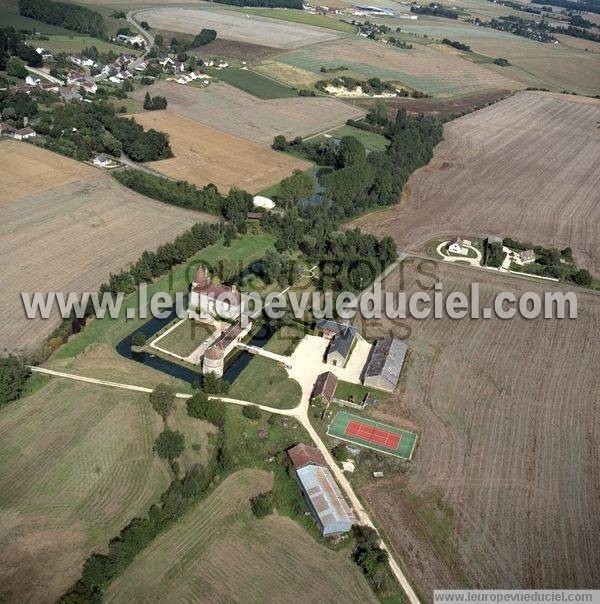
264,324,304,356
154,319,214,358
334,380,389,404
42,34,138,56
46,232,275,388
229,354,301,409
313,124,389,152
111,96,145,114
0,378,171,602
203,67,298,99
257,165,318,199
234,7,356,33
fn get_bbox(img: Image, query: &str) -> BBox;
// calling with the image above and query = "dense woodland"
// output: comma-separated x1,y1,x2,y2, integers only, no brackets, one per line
0,28,42,70
19,0,106,38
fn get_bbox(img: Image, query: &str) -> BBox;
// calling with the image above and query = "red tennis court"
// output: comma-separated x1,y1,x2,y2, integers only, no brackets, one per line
346,419,401,449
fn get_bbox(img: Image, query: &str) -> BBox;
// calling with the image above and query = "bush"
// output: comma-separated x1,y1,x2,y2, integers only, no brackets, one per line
250,490,274,518
149,383,176,419
242,404,261,421
153,428,185,460
186,391,226,427
0,354,30,408
132,332,146,347
202,372,230,395
572,268,593,287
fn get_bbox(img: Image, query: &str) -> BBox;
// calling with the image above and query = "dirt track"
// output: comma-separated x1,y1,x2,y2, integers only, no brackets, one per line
349,91,600,273
358,262,600,598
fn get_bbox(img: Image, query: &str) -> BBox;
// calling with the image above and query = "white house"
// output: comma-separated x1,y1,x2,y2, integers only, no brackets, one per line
93,153,112,167
25,75,40,86
447,236,472,255
81,80,97,94
517,249,536,265
189,266,243,319
116,34,145,47
12,127,36,140
253,195,275,210
35,47,53,59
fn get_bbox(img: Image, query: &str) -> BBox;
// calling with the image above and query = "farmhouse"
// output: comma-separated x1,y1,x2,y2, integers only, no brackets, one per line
189,265,242,319
25,75,40,87
288,443,355,536
326,324,358,367
116,34,146,47
12,127,36,140
316,319,346,340
81,80,98,94
312,371,338,403
35,47,53,59
363,336,407,393
93,154,112,167
447,236,472,255
518,249,536,264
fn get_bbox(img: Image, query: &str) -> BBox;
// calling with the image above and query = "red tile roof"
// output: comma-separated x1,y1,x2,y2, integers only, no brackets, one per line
288,443,327,469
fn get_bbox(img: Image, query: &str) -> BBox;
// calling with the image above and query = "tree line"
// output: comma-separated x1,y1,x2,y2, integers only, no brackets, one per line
19,0,106,38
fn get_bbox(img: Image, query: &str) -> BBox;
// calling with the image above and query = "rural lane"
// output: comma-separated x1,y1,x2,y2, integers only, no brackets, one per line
25,66,62,84
29,363,421,603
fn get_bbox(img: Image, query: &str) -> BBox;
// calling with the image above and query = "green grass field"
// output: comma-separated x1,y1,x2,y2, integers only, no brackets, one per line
328,410,418,460
153,319,214,358
228,354,302,410
312,124,389,152
0,379,170,602
105,468,375,603
42,34,138,56
334,380,389,404
204,67,298,99
232,7,356,33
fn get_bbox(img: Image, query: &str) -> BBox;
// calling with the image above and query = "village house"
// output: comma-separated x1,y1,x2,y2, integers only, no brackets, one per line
312,371,338,403
0,123,14,135
81,80,97,94
60,86,82,102
92,153,112,167
363,336,407,393
35,47,53,60
12,126,36,140
324,324,358,367
116,34,146,47
288,443,355,536
25,75,40,87
518,249,536,265
189,266,243,319
447,236,472,255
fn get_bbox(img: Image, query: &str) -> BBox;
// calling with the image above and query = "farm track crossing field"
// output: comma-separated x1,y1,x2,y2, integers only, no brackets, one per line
130,81,365,146
135,6,343,49
106,469,377,603
0,166,215,352
358,261,600,599
131,110,311,193
277,36,522,97
0,380,170,603
0,140,96,204
349,92,600,273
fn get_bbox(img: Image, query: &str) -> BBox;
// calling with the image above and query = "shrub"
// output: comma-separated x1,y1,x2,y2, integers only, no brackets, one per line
0,354,30,408
153,428,185,460
250,490,274,518
242,404,261,421
149,383,176,420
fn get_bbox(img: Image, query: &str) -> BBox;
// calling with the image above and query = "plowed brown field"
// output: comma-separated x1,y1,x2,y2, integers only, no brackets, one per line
131,110,311,193
357,261,600,598
349,91,600,273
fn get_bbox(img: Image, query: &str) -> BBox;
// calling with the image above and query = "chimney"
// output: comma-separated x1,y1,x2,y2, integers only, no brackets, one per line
23,116,28,126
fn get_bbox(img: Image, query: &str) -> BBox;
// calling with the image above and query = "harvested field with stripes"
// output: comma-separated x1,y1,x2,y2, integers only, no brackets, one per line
0,139,95,204
106,469,376,603
130,81,364,147
0,380,170,603
277,36,521,97
0,171,212,353
349,91,600,273
357,261,600,599
135,6,342,49
131,111,311,193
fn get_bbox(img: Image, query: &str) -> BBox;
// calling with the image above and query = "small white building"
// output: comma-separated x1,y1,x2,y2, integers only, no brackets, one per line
518,249,536,265
25,75,40,86
252,195,275,210
81,80,97,94
447,236,472,255
35,47,52,59
93,153,112,167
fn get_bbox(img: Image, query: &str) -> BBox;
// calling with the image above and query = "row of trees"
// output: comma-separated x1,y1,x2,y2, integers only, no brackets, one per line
19,0,106,37
143,92,168,111
0,355,30,409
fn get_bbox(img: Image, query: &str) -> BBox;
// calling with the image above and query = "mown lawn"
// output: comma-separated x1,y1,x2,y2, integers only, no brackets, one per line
229,354,301,409
319,124,390,152
154,319,214,358
42,34,139,56
334,380,389,404
204,67,298,99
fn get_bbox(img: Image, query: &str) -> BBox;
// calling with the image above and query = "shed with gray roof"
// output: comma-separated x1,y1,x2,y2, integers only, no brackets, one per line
363,336,407,393
325,325,357,367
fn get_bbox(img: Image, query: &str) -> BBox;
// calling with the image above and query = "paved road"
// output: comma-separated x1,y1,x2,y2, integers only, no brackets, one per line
25,66,62,84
